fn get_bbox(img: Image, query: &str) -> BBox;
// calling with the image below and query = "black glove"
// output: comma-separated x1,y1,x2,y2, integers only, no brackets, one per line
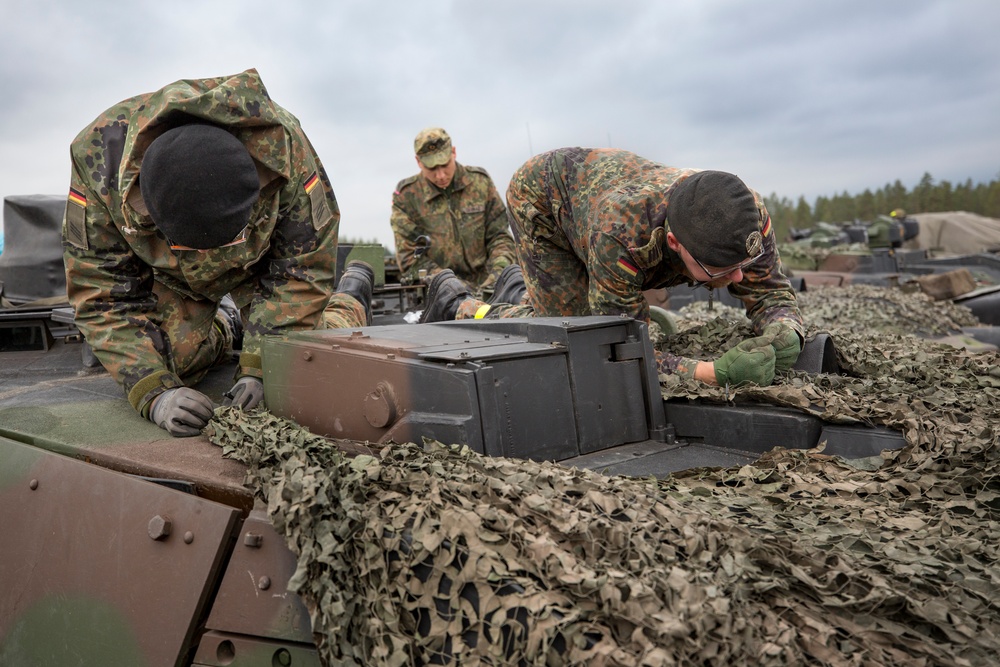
762,322,802,372
150,387,215,437
714,338,776,387
222,377,264,410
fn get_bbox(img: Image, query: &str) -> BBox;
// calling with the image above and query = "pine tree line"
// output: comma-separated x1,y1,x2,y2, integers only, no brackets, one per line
764,171,1000,241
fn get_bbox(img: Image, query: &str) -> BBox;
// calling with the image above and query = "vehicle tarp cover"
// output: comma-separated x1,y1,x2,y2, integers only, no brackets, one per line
906,211,1000,255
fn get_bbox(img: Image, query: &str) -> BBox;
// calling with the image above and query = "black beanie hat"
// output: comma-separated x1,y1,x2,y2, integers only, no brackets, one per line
140,124,259,249
666,170,762,267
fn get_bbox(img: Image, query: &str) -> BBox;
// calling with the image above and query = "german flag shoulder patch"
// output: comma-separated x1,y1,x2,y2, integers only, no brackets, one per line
303,172,321,194
616,257,639,278
303,172,332,230
68,188,87,208
65,187,89,249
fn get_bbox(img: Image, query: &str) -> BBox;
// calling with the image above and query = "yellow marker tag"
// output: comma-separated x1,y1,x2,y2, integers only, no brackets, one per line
474,304,492,320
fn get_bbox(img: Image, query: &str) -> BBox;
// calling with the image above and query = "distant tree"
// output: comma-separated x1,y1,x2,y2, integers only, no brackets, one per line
763,193,794,241
959,179,980,212
777,170,1000,231
911,172,935,212
829,191,856,223
873,187,887,217
340,236,383,245
813,195,831,223
887,180,908,212
857,189,876,221
987,180,1000,218
935,180,955,212
795,196,812,228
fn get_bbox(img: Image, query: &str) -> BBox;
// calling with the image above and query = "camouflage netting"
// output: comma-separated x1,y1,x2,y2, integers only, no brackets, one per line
794,284,982,337
206,285,1000,667
669,284,981,337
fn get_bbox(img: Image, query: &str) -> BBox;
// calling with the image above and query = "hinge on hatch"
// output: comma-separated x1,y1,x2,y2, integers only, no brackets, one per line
611,338,645,361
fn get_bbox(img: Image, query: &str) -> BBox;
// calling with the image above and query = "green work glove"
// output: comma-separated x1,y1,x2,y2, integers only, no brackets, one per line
150,387,215,437
763,322,802,372
714,338,776,387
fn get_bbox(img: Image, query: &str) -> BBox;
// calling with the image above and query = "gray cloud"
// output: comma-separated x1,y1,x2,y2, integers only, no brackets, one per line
2,0,999,247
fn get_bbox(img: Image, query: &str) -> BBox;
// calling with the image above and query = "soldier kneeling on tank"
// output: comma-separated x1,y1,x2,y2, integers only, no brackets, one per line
62,70,374,437
418,147,805,389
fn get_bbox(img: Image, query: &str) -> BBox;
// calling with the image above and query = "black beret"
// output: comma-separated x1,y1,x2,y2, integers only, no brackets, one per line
140,123,259,249
666,170,762,267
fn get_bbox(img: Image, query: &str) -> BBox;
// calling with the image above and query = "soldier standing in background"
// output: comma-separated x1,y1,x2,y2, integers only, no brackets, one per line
420,147,804,388
390,127,516,296
62,69,373,437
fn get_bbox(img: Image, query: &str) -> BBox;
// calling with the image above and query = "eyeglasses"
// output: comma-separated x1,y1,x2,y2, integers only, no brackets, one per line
690,248,764,281
684,243,766,290
169,223,249,251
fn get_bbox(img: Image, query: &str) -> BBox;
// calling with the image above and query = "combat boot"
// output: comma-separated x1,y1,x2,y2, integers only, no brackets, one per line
217,294,244,351
419,270,473,323
337,260,375,325
487,264,527,306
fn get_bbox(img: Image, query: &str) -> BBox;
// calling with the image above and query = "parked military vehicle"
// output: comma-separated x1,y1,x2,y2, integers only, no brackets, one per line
3,195,992,665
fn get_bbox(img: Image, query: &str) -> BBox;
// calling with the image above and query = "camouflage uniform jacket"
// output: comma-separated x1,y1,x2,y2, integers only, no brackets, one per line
391,163,515,288
62,69,340,415
515,148,803,373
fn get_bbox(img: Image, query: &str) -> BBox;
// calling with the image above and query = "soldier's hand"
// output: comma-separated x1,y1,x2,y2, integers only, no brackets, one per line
150,387,215,437
222,377,264,410
762,322,802,371
713,338,776,387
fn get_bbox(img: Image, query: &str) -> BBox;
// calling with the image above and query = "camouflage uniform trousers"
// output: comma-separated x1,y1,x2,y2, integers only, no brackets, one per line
455,154,580,320
323,294,368,330
151,284,367,389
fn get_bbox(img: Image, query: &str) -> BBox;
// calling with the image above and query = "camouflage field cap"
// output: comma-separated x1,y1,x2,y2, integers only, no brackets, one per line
667,170,763,267
414,127,453,168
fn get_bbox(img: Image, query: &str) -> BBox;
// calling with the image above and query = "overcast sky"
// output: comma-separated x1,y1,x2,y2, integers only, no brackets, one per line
2,0,999,249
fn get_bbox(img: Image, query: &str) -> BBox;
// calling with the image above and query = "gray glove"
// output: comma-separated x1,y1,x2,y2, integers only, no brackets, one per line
222,377,264,410
150,387,215,437
714,338,776,387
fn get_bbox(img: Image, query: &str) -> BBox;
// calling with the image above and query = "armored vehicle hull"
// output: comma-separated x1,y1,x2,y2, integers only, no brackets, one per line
4,195,985,665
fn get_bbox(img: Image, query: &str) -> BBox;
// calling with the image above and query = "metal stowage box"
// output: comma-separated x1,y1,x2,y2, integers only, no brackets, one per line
262,316,668,461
